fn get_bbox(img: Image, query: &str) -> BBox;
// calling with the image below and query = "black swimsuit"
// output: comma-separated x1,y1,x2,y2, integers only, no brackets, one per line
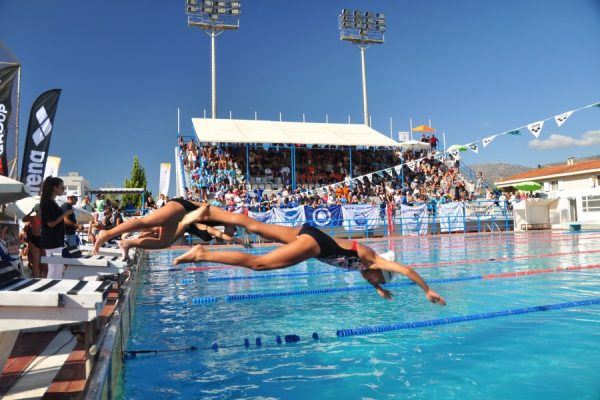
298,224,368,271
169,198,199,212
187,224,213,242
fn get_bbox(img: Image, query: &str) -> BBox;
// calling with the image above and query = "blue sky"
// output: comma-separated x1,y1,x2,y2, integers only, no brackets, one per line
1,0,599,193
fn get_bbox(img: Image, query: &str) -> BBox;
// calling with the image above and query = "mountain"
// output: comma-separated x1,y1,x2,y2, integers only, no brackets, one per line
468,163,532,185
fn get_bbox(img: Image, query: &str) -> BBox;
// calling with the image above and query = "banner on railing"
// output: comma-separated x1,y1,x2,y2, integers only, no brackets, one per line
439,202,465,233
271,206,306,227
248,204,375,230
305,205,342,227
398,204,428,236
465,203,494,220
342,204,382,231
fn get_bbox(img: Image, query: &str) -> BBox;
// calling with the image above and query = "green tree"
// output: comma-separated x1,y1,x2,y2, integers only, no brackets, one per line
122,156,148,208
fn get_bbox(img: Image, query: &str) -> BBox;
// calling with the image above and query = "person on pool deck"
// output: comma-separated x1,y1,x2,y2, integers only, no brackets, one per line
93,198,248,258
174,205,446,304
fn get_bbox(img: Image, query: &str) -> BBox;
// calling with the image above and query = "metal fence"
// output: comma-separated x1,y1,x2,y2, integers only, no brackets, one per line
185,200,513,245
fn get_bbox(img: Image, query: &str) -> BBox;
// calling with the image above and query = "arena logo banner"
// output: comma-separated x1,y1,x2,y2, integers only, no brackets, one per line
20,89,61,195
0,65,19,176
341,205,381,231
305,205,342,227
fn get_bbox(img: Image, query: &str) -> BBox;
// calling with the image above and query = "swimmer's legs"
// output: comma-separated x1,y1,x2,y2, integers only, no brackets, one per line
174,235,319,269
194,206,300,244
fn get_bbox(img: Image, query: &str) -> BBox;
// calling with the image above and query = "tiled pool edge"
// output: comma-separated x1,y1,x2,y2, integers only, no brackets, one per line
83,250,146,400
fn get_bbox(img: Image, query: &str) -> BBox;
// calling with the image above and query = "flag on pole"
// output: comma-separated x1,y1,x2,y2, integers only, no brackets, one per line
43,156,61,180
159,163,171,196
527,121,544,138
0,65,19,176
21,89,62,195
554,111,573,127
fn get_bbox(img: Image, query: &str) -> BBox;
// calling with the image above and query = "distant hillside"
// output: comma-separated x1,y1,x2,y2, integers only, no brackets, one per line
468,163,532,185
544,154,600,167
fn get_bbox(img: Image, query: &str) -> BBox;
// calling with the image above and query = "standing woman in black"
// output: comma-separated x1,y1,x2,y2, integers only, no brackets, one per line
40,176,73,279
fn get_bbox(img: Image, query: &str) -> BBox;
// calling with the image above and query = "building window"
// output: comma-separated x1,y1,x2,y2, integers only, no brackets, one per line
550,181,558,191
582,195,600,213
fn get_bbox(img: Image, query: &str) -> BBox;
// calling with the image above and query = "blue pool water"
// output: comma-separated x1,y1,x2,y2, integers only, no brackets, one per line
123,231,600,399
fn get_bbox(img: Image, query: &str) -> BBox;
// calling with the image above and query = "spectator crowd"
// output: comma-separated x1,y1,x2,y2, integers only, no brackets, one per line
176,135,520,214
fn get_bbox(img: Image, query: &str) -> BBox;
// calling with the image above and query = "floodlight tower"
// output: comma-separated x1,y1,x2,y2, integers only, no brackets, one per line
339,9,386,127
185,0,241,119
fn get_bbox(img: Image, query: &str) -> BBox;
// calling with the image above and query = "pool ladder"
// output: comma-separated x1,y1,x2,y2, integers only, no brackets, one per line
485,221,502,236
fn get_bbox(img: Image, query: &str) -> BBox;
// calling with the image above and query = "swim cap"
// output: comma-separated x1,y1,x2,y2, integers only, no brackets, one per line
378,251,396,284
381,270,395,284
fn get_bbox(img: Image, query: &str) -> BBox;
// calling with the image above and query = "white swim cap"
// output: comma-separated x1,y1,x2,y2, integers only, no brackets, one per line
381,270,395,284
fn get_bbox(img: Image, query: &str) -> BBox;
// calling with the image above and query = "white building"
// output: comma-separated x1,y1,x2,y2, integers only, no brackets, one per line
59,172,91,198
496,157,600,227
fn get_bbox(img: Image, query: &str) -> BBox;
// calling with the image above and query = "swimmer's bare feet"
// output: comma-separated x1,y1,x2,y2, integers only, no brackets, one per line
118,240,131,261
173,245,206,265
181,205,210,227
93,230,109,254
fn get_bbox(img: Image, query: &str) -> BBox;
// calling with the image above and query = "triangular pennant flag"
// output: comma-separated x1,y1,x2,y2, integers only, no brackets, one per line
449,149,460,159
507,129,520,135
366,174,373,182
406,161,416,171
467,143,479,154
387,168,393,175
394,165,402,174
482,135,497,148
527,121,544,138
554,111,573,127
375,171,384,177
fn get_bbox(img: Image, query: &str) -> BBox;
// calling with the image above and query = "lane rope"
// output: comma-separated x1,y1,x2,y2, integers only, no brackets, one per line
336,297,600,337
189,264,600,304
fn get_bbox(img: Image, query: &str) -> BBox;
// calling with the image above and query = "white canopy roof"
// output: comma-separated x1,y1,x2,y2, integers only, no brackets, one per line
191,118,400,147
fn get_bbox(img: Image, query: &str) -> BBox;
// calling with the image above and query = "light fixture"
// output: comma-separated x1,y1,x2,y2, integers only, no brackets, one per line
338,9,386,126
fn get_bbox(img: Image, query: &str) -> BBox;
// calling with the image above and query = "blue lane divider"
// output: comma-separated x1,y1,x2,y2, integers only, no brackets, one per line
207,269,350,282
192,296,217,304
336,297,600,337
126,332,319,359
222,276,482,303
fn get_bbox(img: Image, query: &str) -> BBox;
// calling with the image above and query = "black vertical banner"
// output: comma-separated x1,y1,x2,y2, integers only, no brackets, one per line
20,89,61,195
0,65,19,176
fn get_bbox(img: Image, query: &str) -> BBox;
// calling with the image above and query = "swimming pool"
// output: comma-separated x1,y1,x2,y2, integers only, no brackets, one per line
123,231,600,399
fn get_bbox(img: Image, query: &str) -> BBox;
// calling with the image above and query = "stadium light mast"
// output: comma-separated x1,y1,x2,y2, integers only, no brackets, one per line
338,9,386,127
186,0,241,119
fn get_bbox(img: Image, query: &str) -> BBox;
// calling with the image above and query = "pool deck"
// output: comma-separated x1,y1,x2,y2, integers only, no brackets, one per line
0,250,143,400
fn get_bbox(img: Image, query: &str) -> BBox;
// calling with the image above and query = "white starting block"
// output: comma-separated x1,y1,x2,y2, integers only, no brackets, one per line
78,244,128,258
0,259,113,371
41,254,127,281
0,259,113,331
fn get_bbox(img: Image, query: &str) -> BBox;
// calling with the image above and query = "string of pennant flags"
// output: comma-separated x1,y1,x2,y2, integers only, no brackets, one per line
307,99,600,193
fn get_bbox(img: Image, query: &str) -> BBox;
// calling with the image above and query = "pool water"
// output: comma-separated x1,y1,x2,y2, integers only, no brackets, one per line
123,231,600,399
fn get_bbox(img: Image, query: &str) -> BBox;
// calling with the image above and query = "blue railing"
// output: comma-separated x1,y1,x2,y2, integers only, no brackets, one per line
184,200,512,245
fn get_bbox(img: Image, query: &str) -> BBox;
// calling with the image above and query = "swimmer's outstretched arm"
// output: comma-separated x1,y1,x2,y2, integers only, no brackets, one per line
366,253,446,305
